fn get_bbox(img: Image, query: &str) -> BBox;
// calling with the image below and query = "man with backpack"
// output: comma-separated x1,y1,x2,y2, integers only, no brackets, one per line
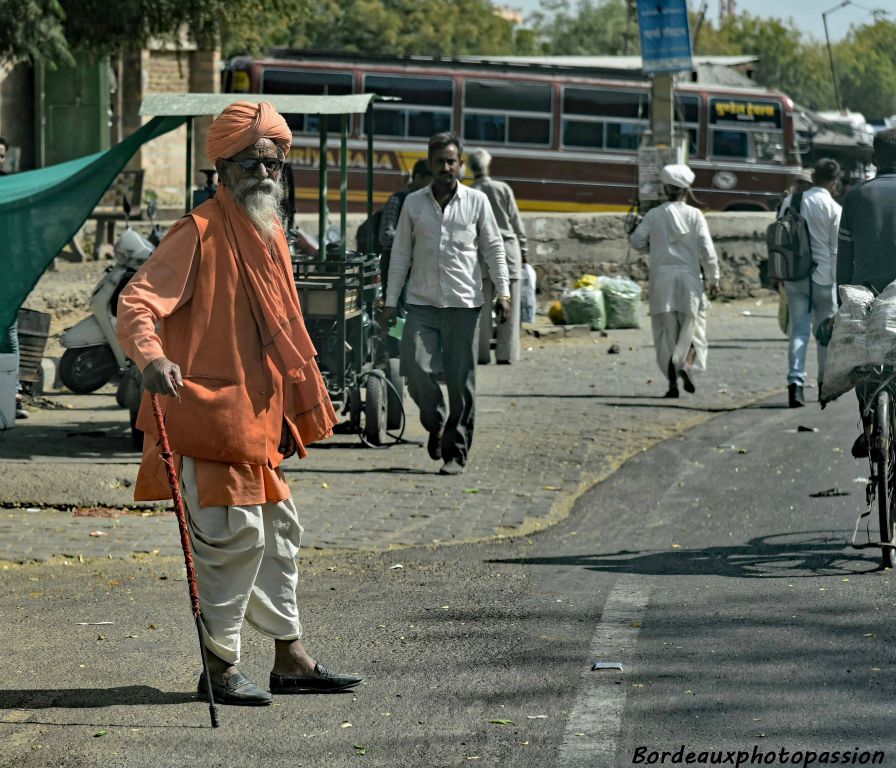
776,158,841,408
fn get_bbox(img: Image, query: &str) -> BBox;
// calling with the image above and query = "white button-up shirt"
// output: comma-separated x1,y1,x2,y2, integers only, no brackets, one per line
779,186,842,285
385,183,509,308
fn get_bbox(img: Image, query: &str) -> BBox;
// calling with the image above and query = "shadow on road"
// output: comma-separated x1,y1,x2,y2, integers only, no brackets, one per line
488,530,883,578
0,685,195,709
0,421,136,460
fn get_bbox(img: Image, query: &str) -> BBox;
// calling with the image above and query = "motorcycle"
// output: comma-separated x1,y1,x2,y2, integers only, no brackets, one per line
60,199,160,448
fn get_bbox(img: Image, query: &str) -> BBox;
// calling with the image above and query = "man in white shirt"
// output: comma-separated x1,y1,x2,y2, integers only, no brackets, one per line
630,164,720,398
779,158,841,407
380,132,509,475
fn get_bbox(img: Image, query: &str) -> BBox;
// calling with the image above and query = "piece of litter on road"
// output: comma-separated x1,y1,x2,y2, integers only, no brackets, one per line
854,477,869,483
740,310,752,316
716,444,736,450
340,722,352,728
76,621,114,626
26,507,40,513
527,715,548,719
389,564,403,570
543,485,562,491
797,425,818,432
809,488,849,498
89,530,108,537
592,661,624,671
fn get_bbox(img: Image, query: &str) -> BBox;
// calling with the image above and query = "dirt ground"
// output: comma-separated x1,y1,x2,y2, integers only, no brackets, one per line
22,257,110,362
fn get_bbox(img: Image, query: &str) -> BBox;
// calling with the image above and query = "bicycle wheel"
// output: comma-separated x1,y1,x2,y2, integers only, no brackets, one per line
873,392,895,568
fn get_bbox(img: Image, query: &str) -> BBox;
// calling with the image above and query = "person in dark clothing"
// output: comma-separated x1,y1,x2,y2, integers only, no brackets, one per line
378,159,431,293
835,128,896,458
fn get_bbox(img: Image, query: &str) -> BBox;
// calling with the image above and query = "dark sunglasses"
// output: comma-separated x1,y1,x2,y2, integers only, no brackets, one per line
225,157,285,174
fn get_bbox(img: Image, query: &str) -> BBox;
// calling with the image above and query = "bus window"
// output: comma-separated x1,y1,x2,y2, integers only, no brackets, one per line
606,123,644,150
673,93,700,155
363,74,453,138
562,120,603,149
260,68,353,133
708,97,785,163
463,80,551,147
712,129,749,159
562,87,647,152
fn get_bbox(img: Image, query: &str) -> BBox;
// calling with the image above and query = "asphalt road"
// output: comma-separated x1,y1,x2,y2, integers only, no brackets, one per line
1,391,893,767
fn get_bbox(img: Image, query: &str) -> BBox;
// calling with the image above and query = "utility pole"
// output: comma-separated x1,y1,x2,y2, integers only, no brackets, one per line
822,1,850,114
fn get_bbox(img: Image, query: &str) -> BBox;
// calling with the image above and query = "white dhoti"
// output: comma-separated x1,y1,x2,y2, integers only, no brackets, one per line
180,456,304,665
651,305,708,376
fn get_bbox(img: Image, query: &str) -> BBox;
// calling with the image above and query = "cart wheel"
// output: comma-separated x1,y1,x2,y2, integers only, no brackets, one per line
349,386,362,430
364,375,387,445
385,358,404,431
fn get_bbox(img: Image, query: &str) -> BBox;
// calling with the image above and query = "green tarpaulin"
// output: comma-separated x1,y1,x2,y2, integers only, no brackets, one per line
0,115,186,338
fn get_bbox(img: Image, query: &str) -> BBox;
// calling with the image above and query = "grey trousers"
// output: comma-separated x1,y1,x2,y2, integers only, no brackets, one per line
478,278,521,363
401,304,480,465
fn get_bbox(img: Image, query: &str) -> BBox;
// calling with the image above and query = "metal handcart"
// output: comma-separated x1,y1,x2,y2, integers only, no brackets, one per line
140,92,406,447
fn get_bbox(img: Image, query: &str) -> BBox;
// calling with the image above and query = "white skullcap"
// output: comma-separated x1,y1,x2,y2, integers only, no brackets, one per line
659,163,695,189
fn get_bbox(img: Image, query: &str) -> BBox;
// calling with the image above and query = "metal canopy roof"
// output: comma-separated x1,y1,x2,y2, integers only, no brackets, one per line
140,92,380,117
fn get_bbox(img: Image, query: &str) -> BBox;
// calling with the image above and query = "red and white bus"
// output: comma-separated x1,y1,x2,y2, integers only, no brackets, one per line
223,51,803,213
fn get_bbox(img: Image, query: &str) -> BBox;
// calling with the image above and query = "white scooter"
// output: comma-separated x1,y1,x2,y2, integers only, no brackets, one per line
60,200,159,447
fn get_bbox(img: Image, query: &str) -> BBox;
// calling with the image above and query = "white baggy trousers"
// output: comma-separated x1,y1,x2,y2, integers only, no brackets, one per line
180,457,304,665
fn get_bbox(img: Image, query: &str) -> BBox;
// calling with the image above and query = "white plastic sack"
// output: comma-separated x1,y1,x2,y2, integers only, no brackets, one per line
600,276,642,329
866,281,896,368
560,287,606,331
821,284,874,403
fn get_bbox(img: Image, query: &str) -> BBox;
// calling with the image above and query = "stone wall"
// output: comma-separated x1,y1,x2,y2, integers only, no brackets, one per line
525,211,775,300
295,210,775,300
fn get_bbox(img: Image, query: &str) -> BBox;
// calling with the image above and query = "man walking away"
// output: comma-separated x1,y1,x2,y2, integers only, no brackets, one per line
629,164,720,398
118,101,361,706
380,132,509,475
835,128,896,458
467,148,527,364
780,158,841,408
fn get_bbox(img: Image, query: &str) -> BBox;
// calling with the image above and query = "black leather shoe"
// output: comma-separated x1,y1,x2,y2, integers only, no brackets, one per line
269,663,362,694
679,370,696,394
427,429,443,461
788,383,805,408
198,671,273,706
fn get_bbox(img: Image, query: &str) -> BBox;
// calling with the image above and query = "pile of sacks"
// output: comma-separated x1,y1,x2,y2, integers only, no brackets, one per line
822,282,896,404
549,274,643,331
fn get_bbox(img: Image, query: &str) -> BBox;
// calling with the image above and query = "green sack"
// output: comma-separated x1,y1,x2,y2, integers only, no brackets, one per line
560,287,606,331
600,276,642,329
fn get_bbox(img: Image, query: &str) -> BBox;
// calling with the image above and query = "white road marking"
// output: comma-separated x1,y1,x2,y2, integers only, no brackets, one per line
557,576,649,767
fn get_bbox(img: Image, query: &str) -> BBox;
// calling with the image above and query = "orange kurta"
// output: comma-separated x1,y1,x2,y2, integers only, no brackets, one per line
117,197,337,508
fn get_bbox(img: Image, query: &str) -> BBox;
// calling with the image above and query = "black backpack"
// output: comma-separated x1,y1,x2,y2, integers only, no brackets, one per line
355,187,411,255
766,191,813,281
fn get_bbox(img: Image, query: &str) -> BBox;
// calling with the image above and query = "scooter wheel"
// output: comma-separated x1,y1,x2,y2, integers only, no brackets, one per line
59,346,118,393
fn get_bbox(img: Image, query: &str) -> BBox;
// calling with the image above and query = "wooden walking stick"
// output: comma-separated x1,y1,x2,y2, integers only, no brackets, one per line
150,393,220,728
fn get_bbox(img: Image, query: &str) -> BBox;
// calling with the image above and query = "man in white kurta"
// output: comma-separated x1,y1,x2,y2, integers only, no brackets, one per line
630,164,720,398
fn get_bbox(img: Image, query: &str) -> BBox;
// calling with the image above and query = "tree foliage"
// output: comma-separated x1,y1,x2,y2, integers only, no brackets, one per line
531,0,639,56
263,0,536,58
0,0,73,67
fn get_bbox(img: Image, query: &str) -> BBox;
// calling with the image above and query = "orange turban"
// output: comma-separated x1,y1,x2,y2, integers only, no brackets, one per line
206,101,292,162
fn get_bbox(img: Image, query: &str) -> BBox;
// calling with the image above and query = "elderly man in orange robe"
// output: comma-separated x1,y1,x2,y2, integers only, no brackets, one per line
117,101,361,706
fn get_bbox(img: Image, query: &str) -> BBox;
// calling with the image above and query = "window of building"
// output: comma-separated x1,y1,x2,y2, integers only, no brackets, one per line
463,80,552,146
363,75,454,138
260,68,353,133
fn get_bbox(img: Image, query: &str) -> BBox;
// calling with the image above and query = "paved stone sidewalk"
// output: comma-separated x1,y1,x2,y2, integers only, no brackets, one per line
0,298,798,561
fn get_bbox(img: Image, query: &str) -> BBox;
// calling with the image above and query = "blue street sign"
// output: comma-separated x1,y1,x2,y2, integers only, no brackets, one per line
637,0,694,74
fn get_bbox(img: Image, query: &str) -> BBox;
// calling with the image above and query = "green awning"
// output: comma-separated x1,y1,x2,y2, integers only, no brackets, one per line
0,115,186,337
140,92,382,117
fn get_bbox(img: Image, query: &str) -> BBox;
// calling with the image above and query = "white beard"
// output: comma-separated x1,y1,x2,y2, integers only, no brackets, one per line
230,176,285,247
